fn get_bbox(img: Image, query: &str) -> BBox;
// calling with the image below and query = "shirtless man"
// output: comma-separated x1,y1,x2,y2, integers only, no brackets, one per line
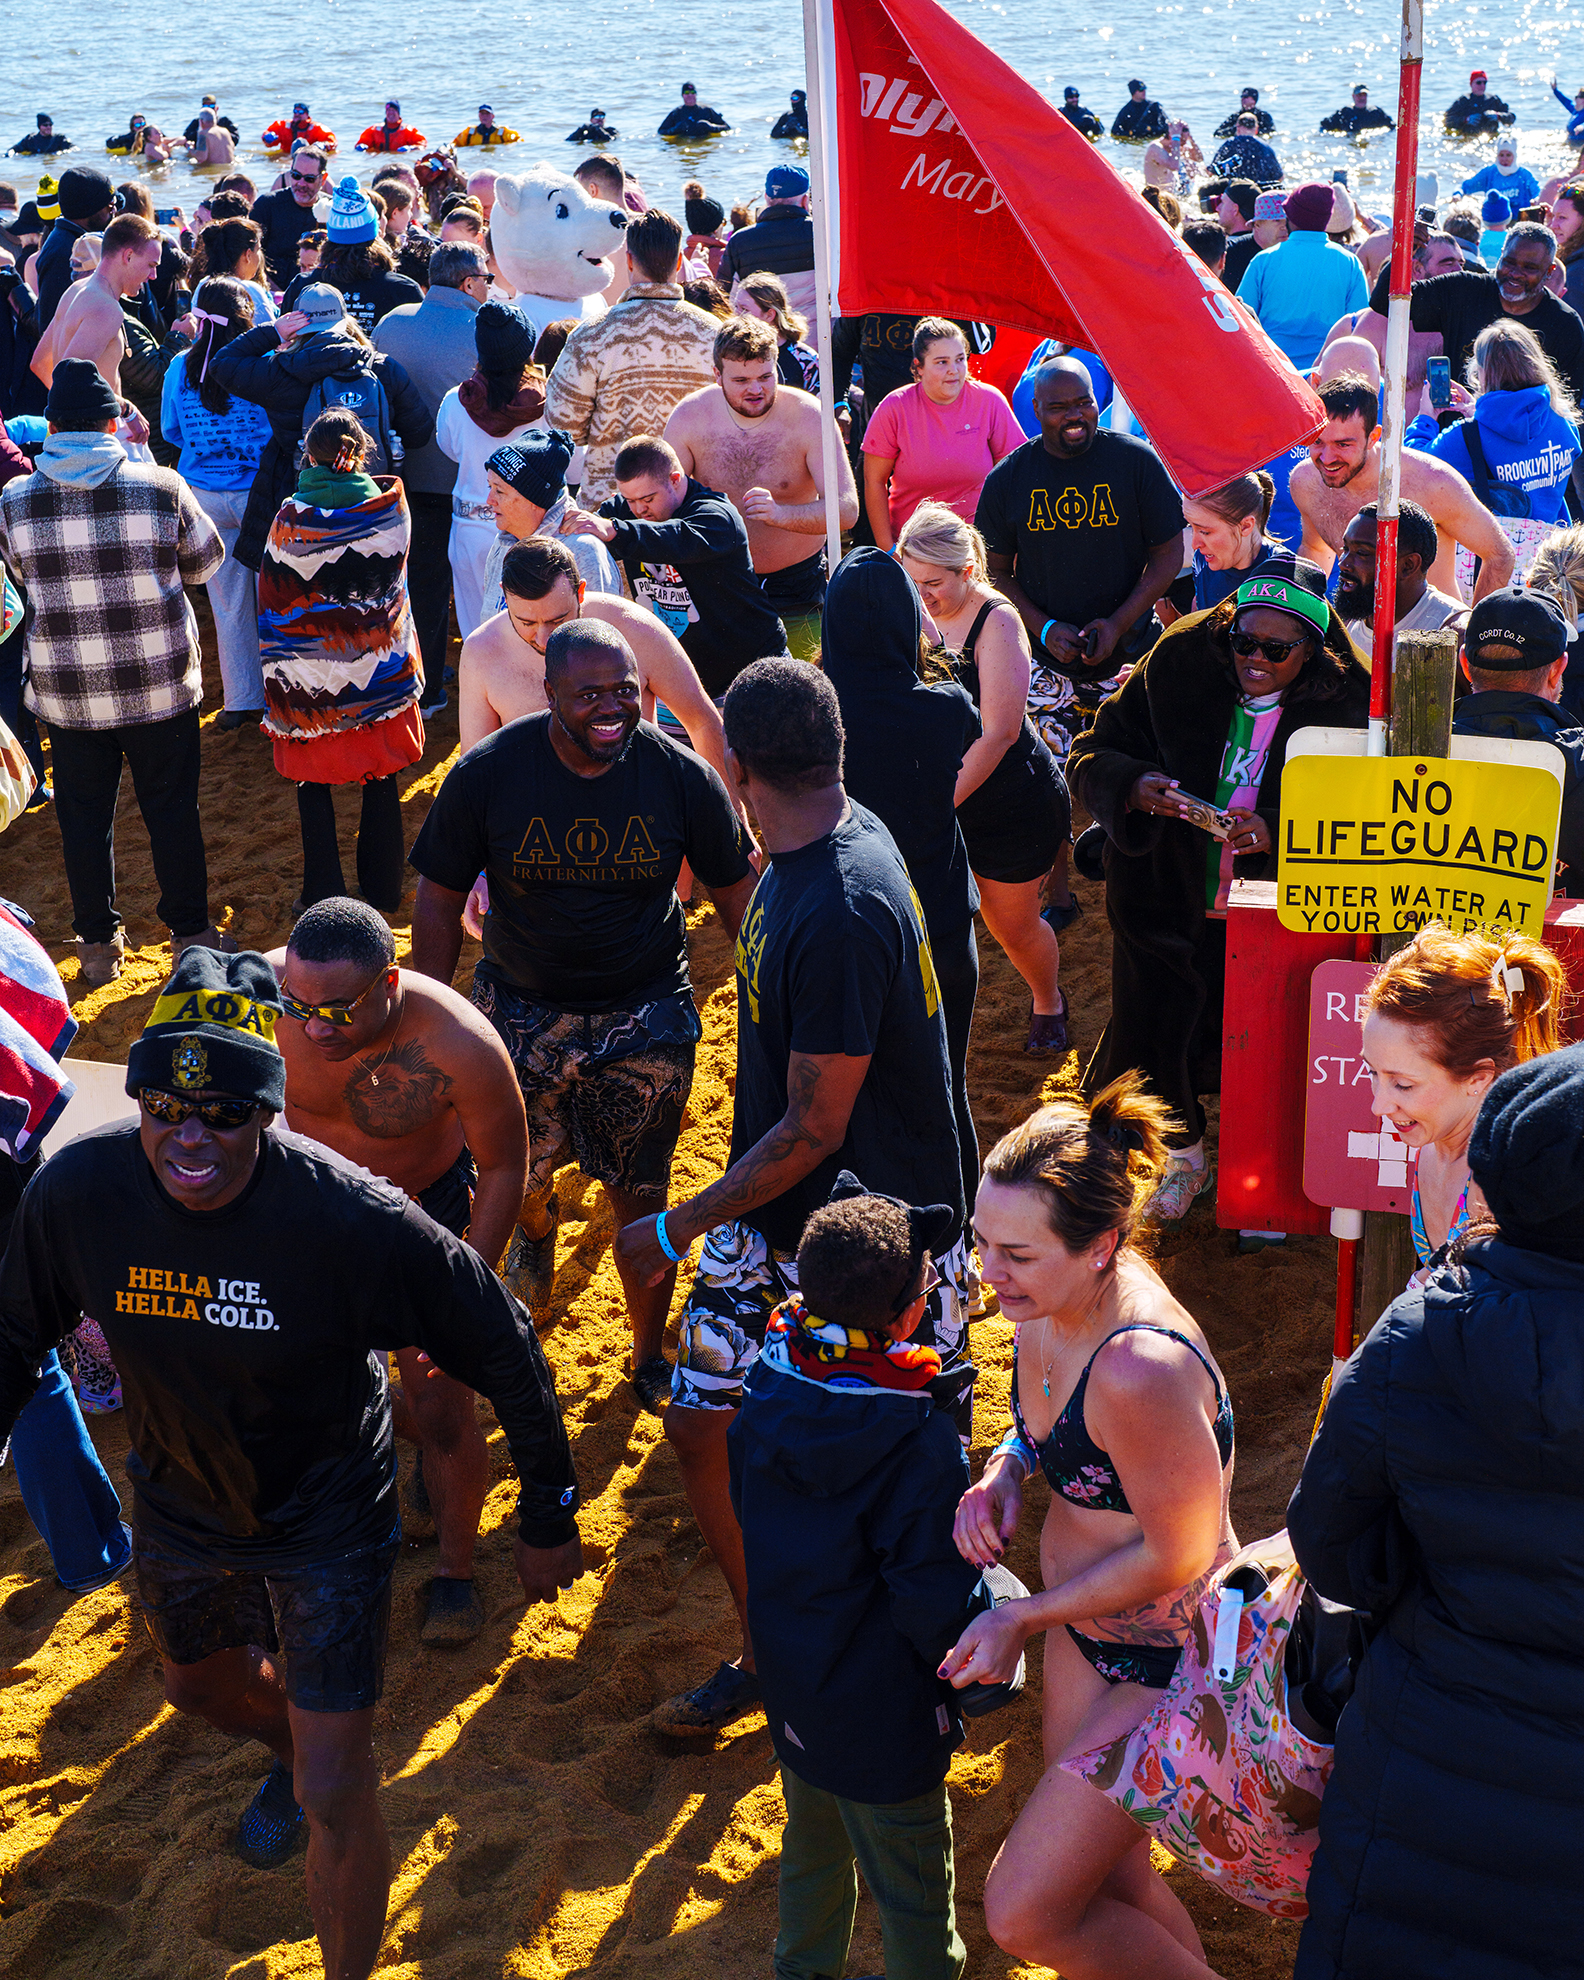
1291,369,1515,605
665,313,857,655
269,897,529,1647
173,108,237,168
32,211,161,396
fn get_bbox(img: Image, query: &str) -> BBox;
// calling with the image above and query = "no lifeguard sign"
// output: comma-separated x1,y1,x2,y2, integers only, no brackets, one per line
1278,755,1561,939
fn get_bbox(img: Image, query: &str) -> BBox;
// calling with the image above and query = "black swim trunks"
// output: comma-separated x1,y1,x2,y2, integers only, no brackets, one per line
760,550,827,657
134,1525,401,1712
473,978,701,1198
414,1146,478,1241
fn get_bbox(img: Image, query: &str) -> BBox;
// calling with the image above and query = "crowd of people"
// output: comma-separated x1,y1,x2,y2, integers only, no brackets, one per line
1,56,1583,1980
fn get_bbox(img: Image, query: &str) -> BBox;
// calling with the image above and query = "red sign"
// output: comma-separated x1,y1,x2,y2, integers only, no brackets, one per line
822,0,1326,495
1302,960,1417,1213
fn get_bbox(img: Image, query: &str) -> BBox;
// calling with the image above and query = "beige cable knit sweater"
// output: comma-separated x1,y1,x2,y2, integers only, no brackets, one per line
543,282,721,506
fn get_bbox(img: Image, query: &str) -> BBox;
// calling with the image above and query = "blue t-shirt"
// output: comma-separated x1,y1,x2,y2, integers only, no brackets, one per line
160,363,272,492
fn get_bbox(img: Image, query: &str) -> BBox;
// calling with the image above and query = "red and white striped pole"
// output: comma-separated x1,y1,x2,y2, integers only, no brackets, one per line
1368,0,1425,756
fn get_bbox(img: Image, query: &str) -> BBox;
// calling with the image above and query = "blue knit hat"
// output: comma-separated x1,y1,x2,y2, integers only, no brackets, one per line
1481,189,1514,227
327,174,377,246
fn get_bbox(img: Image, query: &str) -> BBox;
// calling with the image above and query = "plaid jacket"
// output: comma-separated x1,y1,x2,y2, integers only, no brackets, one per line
0,460,224,731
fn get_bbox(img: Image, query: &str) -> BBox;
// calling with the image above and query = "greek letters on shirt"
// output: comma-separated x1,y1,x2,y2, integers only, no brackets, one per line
512,813,664,884
1026,484,1121,531
115,1265,277,1332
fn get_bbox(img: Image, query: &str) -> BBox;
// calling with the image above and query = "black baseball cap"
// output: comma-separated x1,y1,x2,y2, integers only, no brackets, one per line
1463,587,1570,669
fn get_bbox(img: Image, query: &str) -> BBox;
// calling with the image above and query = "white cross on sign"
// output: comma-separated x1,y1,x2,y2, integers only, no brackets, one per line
1346,1125,1416,1190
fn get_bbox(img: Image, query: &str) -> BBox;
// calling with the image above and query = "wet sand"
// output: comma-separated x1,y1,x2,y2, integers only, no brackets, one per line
0,598,1321,1976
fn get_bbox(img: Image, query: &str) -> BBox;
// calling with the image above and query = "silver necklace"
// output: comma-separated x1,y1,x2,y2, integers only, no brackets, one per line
360,993,405,1088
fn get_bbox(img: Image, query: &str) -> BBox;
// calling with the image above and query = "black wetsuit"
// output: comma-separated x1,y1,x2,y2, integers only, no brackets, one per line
1444,91,1515,135
1111,97,1168,141
1213,106,1275,137
771,106,809,139
1060,103,1104,140
566,121,617,142
657,103,732,138
8,130,72,156
1321,102,1394,133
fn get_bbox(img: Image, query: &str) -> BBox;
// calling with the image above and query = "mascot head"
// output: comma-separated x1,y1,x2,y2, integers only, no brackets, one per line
490,165,629,302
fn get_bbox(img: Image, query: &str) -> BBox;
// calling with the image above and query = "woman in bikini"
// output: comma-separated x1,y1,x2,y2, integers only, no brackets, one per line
940,1073,1237,1977
1360,921,1564,1287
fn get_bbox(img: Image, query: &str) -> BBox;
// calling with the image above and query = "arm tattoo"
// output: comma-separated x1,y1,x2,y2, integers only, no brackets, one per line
345,1040,454,1138
688,1057,830,1225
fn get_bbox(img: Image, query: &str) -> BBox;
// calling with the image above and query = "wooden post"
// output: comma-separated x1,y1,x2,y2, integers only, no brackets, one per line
1356,626,1461,1339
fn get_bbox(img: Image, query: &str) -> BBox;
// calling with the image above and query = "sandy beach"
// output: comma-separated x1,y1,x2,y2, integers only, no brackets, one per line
0,596,1324,1978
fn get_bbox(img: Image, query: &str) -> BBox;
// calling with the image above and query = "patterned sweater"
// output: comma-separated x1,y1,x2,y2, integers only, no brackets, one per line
0,448,223,732
543,282,721,507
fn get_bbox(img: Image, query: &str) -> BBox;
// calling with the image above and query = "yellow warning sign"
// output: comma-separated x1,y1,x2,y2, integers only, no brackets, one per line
1278,755,1561,936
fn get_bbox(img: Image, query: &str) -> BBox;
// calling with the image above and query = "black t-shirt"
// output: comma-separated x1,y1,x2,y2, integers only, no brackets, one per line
282,266,426,334
0,1125,579,1566
250,187,325,289
975,431,1186,628
1222,230,1261,291
602,480,789,697
1368,264,1584,407
730,803,965,1255
410,715,754,1011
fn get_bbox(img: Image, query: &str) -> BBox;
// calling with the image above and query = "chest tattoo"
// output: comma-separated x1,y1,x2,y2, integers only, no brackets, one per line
345,1040,454,1137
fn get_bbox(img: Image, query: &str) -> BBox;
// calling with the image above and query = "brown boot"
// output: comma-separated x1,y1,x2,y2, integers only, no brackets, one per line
75,932,125,989
171,924,239,959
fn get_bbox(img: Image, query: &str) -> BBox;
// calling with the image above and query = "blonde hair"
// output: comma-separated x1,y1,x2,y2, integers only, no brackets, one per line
739,271,807,345
982,1072,1177,1256
1364,923,1565,1080
1470,318,1580,424
1529,525,1584,628
896,499,989,582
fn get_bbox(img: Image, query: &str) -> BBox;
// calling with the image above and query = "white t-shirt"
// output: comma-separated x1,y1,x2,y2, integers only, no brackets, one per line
1345,585,1466,663
434,391,539,515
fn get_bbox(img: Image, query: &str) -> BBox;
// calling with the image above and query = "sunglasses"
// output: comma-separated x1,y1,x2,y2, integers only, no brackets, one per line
893,1256,942,1314
278,974,386,1027
290,168,321,185
1229,629,1309,666
140,1088,260,1130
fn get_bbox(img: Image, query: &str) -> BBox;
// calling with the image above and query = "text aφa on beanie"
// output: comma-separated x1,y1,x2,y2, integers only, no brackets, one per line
126,949,287,1112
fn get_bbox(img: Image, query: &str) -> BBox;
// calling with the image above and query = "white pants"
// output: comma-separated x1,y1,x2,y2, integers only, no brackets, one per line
192,486,263,711
448,516,499,640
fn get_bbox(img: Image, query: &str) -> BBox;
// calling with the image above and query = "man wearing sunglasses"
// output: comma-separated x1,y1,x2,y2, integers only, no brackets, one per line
268,897,528,1647
0,948,580,1980
250,146,328,291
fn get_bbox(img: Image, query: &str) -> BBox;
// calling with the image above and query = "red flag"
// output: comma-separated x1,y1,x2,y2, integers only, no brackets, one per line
823,0,1324,493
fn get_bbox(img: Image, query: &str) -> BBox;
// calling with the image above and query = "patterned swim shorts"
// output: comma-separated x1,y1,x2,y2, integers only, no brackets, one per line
472,976,702,1198
672,1219,977,1436
1026,658,1124,763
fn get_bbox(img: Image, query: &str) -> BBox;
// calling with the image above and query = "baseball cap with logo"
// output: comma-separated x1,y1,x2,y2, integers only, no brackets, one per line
766,164,810,199
1064,86,1081,100
295,282,348,333
1463,588,1570,670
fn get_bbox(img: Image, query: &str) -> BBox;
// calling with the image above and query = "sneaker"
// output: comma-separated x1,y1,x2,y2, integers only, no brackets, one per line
419,694,448,718
631,1355,673,1415
420,1576,484,1646
75,933,125,988
1025,989,1070,1054
1146,1155,1215,1223
236,1760,303,1869
503,1195,559,1326
216,708,264,732
956,1562,1032,1718
402,1448,435,1539
652,1660,762,1738
171,924,238,959
1041,896,1083,934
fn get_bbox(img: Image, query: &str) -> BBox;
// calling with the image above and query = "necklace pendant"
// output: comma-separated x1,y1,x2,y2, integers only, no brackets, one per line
1043,1376,1051,1398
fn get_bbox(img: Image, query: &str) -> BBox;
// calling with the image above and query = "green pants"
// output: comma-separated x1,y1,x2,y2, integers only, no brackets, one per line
774,1766,966,1980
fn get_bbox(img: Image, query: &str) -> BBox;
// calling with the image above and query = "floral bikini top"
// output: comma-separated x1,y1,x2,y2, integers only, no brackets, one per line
1408,1175,1471,1286
999,1323,1235,1515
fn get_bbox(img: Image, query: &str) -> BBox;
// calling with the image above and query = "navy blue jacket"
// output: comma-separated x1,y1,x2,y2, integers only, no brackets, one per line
728,1354,981,1805
35,218,86,332
1453,688,1584,890
1289,1240,1584,1979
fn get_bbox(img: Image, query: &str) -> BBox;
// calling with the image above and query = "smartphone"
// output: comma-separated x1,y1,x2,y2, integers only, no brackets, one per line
1082,626,1100,660
1175,794,1239,841
1519,203,1547,222
1332,168,1349,186
155,207,180,225
1199,185,1221,213
1427,356,1451,409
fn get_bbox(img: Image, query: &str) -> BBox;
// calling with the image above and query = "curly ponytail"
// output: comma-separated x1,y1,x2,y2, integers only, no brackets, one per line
982,1072,1179,1256
1364,922,1565,1078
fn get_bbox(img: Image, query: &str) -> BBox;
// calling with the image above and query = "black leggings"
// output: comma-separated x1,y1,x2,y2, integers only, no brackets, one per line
932,918,980,1211
295,777,405,912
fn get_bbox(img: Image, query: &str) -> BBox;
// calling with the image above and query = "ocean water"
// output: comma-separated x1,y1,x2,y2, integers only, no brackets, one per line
2,0,1580,230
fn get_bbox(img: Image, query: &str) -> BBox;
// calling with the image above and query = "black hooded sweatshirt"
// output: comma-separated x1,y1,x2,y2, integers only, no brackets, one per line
820,548,981,939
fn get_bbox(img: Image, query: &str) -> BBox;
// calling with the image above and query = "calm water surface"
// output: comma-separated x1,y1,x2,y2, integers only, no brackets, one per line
3,0,1580,236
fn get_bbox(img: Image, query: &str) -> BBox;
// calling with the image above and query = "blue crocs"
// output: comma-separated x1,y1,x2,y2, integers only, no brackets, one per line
236,1759,304,1869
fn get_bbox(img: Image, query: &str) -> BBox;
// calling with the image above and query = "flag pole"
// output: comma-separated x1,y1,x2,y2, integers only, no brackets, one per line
801,0,845,574
1368,0,1424,757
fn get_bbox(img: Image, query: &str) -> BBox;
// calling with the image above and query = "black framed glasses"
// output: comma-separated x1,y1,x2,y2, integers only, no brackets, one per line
140,1089,260,1130
278,975,385,1027
893,1256,942,1314
1229,629,1308,666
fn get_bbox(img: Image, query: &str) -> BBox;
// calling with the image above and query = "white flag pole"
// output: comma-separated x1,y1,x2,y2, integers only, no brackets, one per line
802,0,845,574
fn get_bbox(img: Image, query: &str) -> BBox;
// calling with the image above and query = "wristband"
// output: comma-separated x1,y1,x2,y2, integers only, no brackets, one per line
1040,618,1058,650
655,1210,684,1263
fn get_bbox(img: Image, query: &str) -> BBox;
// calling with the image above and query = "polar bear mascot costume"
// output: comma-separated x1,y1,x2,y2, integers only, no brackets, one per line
489,165,630,338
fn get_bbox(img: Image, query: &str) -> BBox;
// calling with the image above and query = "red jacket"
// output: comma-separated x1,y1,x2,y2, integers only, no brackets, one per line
262,117,337,152
356,123,425,153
